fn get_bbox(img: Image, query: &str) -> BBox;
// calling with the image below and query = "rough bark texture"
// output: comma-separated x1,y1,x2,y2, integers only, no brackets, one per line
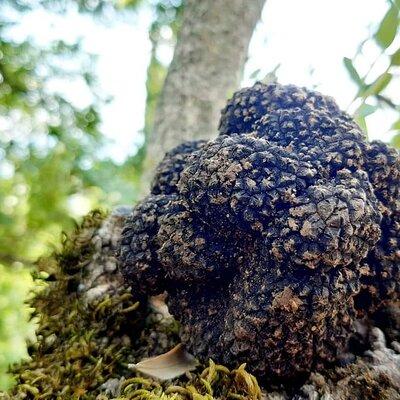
142,0,266,188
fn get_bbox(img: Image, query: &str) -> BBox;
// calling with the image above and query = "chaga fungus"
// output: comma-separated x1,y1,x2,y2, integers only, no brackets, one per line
118,82,400,382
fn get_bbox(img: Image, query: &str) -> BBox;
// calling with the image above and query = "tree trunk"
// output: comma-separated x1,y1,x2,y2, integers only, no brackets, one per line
142,0,266,189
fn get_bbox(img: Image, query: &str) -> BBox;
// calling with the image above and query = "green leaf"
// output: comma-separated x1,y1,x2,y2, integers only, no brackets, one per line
391,119,400,130
390,47,400,65
355,114,368,134
249,68,261,80
375,4,399,49
362,72,392,97
355,103,377,118
391,133,400,149
353,103,378,136
343,57,364,87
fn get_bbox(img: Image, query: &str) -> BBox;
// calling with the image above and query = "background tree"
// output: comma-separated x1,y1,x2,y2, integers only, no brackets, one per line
142,0,266,185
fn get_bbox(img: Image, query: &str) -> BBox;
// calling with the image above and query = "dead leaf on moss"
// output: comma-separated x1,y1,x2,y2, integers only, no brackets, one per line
129,344,198,380
149,293,171,318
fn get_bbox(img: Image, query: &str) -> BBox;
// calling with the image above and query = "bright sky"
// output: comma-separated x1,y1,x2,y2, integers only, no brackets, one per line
13,0,394,163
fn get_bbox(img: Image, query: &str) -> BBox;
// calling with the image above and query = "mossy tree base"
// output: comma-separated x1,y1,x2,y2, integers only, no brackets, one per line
1,209,399,400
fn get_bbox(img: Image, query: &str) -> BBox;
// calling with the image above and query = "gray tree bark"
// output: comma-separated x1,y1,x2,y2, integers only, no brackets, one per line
142,0,266,188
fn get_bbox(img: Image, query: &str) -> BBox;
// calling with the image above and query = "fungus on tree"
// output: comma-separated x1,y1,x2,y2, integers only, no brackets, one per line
118,82,400,381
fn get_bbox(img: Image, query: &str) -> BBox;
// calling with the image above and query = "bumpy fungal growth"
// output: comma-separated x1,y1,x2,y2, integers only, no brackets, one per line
358,141,400,311
119,82,400,382
219,82,350,136
119,195,171,297
151,140,206,196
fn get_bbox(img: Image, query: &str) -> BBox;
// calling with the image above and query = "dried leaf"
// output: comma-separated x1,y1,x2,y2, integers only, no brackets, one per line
149,293,171,318
131,344,198,380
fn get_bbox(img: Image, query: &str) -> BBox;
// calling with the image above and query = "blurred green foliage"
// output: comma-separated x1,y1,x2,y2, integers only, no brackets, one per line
0,0,181,389
0,0,181,266
0,264,35,391
344,0,400,144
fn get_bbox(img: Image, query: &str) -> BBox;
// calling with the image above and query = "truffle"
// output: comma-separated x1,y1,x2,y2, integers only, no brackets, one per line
119,82,400,381
219,82,351,136
357,141,400,311
151,140,206,196
119,195,171,297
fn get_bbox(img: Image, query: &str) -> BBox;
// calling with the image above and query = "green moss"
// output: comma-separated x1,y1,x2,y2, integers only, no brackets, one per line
0,210,261,400
117,361,261,400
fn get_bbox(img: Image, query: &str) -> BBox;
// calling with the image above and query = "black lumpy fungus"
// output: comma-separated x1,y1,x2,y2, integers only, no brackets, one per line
119,82,400,381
